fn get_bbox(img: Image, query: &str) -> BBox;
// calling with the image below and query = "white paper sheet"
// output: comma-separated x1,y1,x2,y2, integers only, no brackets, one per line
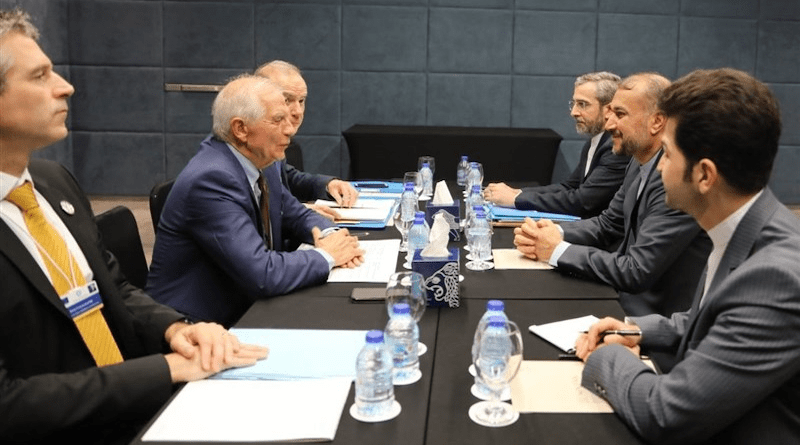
213,328,367,380
529,315,599,352
314,198,396,221
142,377,352,442
510,361,613,413
328,239,400,283
492,249,554,270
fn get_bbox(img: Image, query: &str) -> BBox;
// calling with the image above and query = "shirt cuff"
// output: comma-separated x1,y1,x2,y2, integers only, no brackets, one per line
549,241,571,267
314,247,336,270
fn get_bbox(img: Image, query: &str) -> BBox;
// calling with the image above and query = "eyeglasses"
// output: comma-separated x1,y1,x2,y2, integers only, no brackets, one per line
568,100,592,111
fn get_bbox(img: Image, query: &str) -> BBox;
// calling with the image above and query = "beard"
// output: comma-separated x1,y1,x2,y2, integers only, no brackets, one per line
575,115,605,136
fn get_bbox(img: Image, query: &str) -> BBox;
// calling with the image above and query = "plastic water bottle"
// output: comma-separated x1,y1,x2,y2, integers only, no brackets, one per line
407,212,429,261
400,182,418,222
472,211,492,261
385,303,420,384
466,161,482,193
419,162,433,196
476,316,513,384
465,184,483,221
456,155,469,186
354,330,396,418
472,301,508,398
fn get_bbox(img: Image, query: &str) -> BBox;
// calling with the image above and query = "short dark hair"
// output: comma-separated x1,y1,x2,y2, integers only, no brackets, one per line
659,68,781,195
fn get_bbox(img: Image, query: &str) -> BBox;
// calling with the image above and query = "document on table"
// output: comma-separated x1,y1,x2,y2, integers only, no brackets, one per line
314,198,396,221
529,315,599,352
510,361,613,413
328,239,401,283
212,328,367,380
492,248,554,270
141,377,352,442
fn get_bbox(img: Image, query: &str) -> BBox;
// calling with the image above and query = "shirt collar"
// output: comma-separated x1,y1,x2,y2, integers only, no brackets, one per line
1,169,33,201
706,190,763,252
226,143,261,188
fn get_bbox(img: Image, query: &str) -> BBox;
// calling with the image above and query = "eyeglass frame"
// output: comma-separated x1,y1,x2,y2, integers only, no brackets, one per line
568,99,594,112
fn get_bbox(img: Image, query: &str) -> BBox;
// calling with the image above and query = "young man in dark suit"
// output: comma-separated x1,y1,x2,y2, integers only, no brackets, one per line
576,68,800,444
0,9,267,444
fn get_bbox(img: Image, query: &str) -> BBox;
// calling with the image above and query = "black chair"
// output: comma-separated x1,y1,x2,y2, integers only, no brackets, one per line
149,179,175,231
95,205,149,289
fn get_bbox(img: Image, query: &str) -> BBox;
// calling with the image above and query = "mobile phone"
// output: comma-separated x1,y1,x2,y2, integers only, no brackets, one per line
350,287,386,302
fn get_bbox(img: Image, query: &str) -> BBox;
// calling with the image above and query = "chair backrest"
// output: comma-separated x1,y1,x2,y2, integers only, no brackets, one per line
149,179,175,232
95,205,149,289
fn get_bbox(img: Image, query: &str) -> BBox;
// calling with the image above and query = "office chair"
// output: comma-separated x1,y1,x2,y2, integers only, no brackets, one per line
149,178,175,231
95,205,149,289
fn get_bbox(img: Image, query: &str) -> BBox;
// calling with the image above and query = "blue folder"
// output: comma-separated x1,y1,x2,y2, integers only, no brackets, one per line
489,206,580,222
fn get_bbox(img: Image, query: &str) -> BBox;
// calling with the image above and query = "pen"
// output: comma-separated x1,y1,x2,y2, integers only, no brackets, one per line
558,354,583,361
579,329,642,337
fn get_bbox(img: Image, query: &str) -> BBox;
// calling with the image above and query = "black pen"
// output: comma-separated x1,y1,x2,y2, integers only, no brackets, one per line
580,329,642,337
558,353,583,361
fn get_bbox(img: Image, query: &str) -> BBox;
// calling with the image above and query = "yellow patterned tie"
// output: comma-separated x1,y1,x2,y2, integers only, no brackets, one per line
7,182,123,366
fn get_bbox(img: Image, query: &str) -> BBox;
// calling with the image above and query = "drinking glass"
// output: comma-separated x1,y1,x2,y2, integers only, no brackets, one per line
465,225,494,271
468,319,523,427
394,209,412,252
386,272,428,355
417,156,435,175
403,171,423,198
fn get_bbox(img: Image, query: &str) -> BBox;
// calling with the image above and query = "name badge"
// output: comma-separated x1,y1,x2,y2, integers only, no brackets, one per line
61,281,103,319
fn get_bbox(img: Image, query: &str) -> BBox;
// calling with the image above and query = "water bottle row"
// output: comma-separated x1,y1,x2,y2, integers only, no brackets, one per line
352,302,421,422
353,298,524,428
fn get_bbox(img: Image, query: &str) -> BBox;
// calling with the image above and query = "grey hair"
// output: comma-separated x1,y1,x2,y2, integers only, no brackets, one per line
211,74,280,143
0,8,40,93
619,72,671,112
575,71,621,106
254,60,301,79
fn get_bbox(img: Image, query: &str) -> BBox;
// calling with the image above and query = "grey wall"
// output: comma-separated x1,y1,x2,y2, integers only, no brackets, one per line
7,0,800,203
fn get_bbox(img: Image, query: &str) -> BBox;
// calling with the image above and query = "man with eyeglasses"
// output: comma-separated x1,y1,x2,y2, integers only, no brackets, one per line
485,72,630,218
514,73,711,329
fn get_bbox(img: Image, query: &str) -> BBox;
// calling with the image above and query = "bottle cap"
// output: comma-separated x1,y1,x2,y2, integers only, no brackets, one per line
392,303,411,315
471,184,481,192
461,155,468,161
423,162,429,168
487,300,504,311
404,182,415,191
366,330,384,343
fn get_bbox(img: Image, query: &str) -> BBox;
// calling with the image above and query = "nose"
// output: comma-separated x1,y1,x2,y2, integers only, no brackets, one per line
53,71,74,98
604,111,616,131
281,118,294,136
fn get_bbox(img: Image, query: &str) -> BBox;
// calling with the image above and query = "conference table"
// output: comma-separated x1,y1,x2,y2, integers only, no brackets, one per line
132,196,645,445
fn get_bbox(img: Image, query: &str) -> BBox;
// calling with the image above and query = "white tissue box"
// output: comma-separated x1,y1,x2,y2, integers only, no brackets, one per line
424,205,460,241
411,247,460,308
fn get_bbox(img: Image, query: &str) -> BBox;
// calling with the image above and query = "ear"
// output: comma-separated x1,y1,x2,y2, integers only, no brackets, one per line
694,158,718,194
230,117,248,145
650,112,667,136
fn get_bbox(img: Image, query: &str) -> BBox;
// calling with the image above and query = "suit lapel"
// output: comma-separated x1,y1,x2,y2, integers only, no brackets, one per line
265,163,283,250
676,189,778,358
576,139,592,185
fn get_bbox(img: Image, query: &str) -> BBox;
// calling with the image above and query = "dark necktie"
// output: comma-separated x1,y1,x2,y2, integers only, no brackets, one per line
256,174,273,249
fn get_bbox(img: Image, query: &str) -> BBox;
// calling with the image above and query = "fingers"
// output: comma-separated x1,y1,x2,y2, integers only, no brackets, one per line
329,180,359,207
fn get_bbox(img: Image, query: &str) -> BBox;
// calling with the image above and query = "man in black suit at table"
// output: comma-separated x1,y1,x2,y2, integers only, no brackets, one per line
0,9,267,444
255,60,358,221
485,71,630,218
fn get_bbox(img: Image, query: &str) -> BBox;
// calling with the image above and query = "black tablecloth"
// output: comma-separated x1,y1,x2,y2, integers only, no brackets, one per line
342,125,562,185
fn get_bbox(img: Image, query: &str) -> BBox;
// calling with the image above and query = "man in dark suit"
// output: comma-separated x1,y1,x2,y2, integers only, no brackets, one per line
576,68,800,445
0,9,267,444
514,73,711,318
146,74,364,327
485,71,630,218
255,60,359,220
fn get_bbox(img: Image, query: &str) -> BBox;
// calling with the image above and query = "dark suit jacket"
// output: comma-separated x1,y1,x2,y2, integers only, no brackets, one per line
583,189,800,444
146,135,334,327
556,152,711,317
281,141,335,203
0,160,182,444
515,132,629,218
